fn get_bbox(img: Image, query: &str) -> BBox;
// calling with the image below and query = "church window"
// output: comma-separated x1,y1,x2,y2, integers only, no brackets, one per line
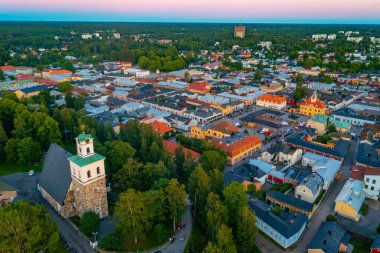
87,147,90,154
97,167,100,175
87,170,91,178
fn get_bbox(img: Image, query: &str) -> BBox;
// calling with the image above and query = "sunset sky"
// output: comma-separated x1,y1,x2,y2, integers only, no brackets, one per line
0,0,379,23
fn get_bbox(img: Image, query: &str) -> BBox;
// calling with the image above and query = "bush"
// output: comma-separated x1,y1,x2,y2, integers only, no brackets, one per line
79,211,100,236
253,190,266,200
100,232,124,251
154,224,168,243
360,204,369,216
272,206,281,216
247,184,256,194
326,215,337,222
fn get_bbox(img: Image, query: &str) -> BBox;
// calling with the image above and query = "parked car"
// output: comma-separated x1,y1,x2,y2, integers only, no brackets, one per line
28,170,35,176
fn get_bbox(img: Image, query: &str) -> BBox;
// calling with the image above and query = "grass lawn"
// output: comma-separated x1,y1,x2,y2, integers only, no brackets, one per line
184,222,207,253
0,162,42,176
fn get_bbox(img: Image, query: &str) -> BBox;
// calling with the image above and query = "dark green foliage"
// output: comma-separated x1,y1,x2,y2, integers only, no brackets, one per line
100,232,124,251
326,215,337,222
0,201,60,253
79,211,100,236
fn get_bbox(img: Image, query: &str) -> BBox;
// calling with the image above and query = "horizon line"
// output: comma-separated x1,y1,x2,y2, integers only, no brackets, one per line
0,20,380,25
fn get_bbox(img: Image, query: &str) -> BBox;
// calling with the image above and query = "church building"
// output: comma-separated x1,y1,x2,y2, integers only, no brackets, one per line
38,132,109,218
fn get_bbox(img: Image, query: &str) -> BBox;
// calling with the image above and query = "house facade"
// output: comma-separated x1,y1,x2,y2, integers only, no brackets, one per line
256,94,287,110
334,178,365,221
299,91,327,117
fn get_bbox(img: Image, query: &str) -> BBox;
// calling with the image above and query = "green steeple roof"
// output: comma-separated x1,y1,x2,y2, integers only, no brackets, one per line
77,133,93,142
68,153,105,167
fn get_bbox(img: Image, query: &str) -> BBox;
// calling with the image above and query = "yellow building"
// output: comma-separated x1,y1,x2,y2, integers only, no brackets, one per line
334,179,365,221
300,91,327,117
190,120,240,139
14,85,47,99
0,181,17,206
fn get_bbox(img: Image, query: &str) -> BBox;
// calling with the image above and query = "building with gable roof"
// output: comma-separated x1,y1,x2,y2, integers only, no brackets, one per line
38,133,109,218
300,91,327,117
295,173,324,203
211,133,261,165
334,178,365,221
256,94,287,110
307,222,350,253
307,114,351,135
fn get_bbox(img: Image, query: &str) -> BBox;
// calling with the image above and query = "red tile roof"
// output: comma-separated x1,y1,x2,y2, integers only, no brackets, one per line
188,81,211,93
163,140,200,159
149,121,173,135
300,97,326,109
211,135,261,157
49,69,72,76
257,94,287,104
349,165,380,181
211,120,240,135
1,65,16,71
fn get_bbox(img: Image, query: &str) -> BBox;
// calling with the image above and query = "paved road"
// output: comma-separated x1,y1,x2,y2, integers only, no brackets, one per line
0,172,94,253
255,137,360,253
159,201,192,253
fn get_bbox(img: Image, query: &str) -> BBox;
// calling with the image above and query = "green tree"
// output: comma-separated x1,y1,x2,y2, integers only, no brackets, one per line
174,144,186,176
188,167,211,225
17,137,41,164
79,211,100,236
106,141,136,171
115,189,150,244
100,232,124,251
57,81,72,92
200,151,226,172
5,138,19,163
209,169,224,196
223,182,248,227
36,116,62,149
0,201,59,253
206,192,228,241
236,206,257,253
0,123,8,161
113,158,144,191
154,224,168,243
203,224,237,253
166,178,187,232
0,69,5,81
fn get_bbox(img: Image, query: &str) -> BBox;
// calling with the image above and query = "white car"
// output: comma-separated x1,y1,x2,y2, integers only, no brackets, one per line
28,170,35,176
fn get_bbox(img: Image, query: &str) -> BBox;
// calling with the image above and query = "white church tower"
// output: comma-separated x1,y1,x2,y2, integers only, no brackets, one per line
68,130,109,218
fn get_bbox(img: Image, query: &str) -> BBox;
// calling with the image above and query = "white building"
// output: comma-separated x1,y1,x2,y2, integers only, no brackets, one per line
327,34,337,41
81,33,92,40
347,37,363,43
295,173,324,203
114,33,121,39
258,41,272,50
312,34,327,41
364,171,380,200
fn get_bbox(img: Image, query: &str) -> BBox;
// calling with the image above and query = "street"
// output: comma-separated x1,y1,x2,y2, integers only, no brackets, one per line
254,136,360,253
0,172,94,253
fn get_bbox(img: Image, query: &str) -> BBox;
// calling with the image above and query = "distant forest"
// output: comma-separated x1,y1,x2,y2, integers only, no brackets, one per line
0,22,379,71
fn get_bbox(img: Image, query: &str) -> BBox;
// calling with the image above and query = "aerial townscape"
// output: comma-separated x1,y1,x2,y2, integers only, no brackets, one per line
0,2,380,253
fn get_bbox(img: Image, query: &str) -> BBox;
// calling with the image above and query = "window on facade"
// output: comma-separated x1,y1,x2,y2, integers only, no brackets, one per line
87,170,91,178
97,167,100,174
87,147,90,154
371,186,374,191
366,178,370,182
373,180,376,184
365,185,368,189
